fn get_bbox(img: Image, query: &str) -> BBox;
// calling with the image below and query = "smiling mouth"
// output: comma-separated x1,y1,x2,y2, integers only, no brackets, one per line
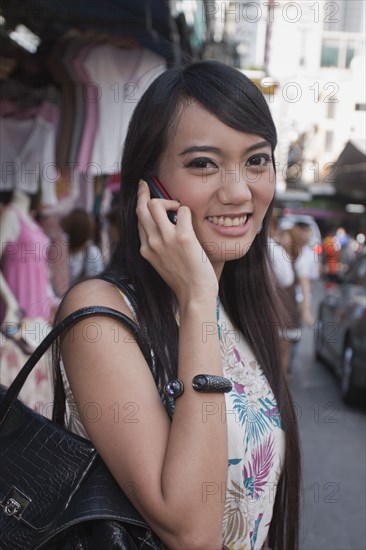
207,215,250,227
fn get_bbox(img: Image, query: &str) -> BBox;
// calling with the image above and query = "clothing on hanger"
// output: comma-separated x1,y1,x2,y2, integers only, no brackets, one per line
0,114,58,206
84,45,166,175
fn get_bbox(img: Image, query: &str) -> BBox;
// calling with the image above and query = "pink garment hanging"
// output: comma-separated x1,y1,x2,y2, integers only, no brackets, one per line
1,206,53,321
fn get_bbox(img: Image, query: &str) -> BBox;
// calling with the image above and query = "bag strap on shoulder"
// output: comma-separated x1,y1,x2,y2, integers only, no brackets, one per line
52,273,152,426
0,305,151,427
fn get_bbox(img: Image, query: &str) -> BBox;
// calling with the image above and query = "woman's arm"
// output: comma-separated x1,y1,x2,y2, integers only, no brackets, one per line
60,279,226,550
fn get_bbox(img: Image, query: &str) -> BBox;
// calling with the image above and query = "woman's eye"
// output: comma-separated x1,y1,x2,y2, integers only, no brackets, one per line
246,153,272,166
186,157,217,170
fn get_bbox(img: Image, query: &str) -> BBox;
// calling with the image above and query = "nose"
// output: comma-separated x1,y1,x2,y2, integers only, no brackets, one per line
216,171,253,204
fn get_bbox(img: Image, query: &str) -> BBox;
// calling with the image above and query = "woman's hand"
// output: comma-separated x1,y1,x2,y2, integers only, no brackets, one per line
136,180,218,304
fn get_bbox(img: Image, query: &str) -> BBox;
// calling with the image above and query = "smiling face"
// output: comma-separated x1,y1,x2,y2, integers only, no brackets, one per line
157,100,276,276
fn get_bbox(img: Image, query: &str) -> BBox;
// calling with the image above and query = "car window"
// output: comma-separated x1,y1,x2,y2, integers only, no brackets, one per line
345,256,366,286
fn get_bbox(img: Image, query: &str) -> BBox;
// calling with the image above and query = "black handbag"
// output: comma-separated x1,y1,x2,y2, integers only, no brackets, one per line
0,295,166,549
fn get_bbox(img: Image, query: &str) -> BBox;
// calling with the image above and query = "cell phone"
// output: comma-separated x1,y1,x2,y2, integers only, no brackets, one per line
144,175,177,224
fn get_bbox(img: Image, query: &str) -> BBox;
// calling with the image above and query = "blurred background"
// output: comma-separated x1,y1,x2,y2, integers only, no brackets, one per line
0,1,365,548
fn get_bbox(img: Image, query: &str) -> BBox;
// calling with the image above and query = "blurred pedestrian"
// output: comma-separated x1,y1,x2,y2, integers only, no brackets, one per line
269,217,299,374
61,208,104,286
282,221,317,327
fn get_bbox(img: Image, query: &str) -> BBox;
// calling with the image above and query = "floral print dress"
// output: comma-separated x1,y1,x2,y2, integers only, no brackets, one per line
61,294,285,550
218,305,285,550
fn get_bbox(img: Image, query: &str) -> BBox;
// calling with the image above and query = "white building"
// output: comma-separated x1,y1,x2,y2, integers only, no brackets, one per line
266,0,365,188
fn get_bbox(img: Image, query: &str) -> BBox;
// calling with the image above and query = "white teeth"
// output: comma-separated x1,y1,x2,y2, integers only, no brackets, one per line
207,215,249,227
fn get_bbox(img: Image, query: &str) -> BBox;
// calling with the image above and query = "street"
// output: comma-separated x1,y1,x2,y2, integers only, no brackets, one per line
289,281,366,550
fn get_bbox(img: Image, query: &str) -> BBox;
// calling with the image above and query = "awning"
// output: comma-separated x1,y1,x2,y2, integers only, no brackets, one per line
0,0,179,63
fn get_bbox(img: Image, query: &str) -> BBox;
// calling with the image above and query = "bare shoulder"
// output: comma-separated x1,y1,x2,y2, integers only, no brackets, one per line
59,277,133,320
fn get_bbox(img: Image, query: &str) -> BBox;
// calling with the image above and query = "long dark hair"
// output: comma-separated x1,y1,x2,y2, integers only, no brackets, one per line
108,60,300,550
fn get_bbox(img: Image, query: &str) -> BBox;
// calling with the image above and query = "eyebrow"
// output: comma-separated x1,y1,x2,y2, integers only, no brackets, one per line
178,140,271,156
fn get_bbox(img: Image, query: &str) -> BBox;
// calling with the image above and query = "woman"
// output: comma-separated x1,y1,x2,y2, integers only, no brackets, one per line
56,61,300,550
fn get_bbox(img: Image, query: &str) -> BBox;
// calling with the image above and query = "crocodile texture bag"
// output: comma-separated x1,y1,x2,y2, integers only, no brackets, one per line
0,300,165,550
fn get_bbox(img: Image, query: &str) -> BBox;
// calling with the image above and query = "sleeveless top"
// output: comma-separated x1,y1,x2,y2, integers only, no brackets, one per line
61,293,285,550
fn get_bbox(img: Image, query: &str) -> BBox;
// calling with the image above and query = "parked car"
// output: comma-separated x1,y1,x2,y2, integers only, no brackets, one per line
315,252,366,404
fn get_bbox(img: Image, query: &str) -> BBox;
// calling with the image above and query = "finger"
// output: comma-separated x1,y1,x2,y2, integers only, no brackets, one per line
137,179,151,202
136,180,154,228
137,220,148,244
174,206,197,244
137,205,158,244
137,180,179,223
147,198,181,229
137,219,156,263
175,205,193,231
148,197,181,210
